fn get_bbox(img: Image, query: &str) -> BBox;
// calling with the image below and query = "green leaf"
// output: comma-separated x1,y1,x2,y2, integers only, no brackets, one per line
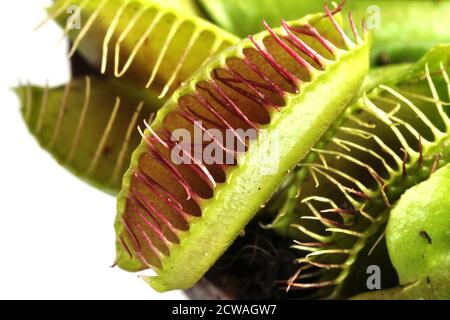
198,0,322,37
24,0,240,194
16,76,162,194
386,163,450,299
265,44,450,298
353,163,450,299
359,63,411,94
198,0,450,64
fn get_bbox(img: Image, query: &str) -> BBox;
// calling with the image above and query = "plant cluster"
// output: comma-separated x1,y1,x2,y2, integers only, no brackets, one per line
16,0,450,299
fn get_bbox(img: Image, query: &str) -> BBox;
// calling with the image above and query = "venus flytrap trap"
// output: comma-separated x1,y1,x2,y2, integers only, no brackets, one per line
16,77,162,193
265,45,450,298
264,63,413,238
113,6,371,292
47,0,239,98
17,0,240,193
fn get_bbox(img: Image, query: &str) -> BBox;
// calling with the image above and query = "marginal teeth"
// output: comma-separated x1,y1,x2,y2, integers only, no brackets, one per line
248,35,301,92
86,97,121,176
115,9,163,78
69,0,108,57
145,17,182,89
283,61,450,297
242,56,286,97
36,80,50,135
263,20,314,75
101,0,131,74
44,0,239,98
281,20,326,70
110,101,144,184
115,8,364,280
323,3,354,50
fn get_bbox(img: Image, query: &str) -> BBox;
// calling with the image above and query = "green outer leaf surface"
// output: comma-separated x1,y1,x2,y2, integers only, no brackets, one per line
386,163,450,299
359,63,411,94
155,0,202,16
16,77,162,194
114,12,371,291
198,0,322,37
353,163,450,299
198,0,450,64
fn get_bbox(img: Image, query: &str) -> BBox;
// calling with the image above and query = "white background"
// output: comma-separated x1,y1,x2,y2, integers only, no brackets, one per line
0,0,186,300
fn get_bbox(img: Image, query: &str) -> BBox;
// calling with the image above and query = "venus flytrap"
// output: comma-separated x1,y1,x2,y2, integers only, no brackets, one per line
48,0,239,98
113,7,371,292
22,0,360,198
266,45,450,298
264,63,412,237
15,0,450,300
17,0,240,193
